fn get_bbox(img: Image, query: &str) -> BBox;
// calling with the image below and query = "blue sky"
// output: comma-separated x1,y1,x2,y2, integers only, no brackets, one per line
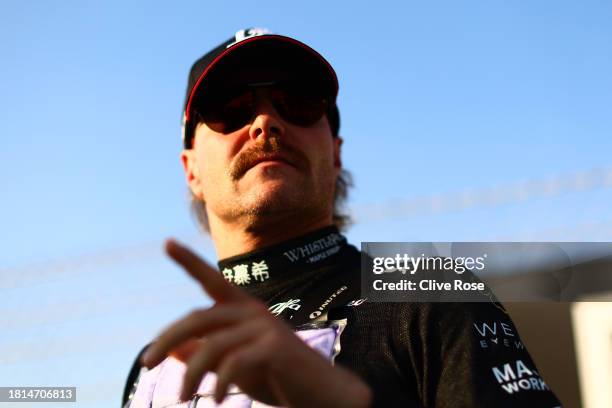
1,1,611,406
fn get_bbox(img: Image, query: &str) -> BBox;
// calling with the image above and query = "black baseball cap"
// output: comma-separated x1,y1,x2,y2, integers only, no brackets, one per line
181,28,340,149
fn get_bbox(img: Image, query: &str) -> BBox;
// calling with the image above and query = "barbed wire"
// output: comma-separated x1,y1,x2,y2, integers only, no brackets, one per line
1,167,611,287
352,166,612,221
0,282,208,331
2,219,611,331
489,219,612,242
0,326,149,364
0,235,212,289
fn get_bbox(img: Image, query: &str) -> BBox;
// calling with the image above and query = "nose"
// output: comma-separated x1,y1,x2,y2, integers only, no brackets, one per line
248,91,286,141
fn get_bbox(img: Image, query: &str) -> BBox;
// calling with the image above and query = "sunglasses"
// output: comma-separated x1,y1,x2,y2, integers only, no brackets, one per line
193,81,333,134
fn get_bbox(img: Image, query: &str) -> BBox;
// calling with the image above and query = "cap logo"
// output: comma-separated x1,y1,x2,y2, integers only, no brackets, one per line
226,27,272,49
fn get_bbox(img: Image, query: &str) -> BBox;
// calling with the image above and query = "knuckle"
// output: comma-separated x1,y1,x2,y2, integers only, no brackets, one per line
254,316,275,332
186,309,205,321
260,331,282,350
205,335,223,353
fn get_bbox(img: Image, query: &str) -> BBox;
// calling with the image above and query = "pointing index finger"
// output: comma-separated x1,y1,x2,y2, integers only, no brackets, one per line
165,239,249,303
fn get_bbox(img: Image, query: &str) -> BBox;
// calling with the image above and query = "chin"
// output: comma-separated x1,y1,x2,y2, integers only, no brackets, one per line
240,182,316,219
251,183,303,211
235,174,333,224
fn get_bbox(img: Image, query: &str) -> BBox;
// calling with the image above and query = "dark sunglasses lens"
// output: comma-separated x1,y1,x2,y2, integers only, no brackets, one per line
195,82,331,133
272,85,330,127
199,90,254,133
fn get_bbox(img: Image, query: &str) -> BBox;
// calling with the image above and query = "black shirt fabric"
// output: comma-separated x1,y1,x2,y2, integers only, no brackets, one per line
123,226,563,408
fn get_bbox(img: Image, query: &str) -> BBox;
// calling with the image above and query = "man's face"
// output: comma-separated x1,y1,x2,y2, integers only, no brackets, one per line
182,82,342,232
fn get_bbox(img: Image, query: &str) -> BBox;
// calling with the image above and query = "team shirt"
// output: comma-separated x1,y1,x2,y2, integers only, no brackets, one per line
123,226,563,407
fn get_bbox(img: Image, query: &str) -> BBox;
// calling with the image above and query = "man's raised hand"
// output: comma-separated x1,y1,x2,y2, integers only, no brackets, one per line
141,239,372,407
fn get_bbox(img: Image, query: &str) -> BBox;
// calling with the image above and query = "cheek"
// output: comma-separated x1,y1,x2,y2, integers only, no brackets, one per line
312,136,336,168
193,145,226,190
201,159,227,192
297,120,335,162
306,140,337,189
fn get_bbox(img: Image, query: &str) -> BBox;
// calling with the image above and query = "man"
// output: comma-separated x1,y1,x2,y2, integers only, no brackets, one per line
123,28,563,407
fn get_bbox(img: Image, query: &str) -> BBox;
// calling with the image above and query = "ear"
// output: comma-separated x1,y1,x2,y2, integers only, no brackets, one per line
181,149,204,200
333,136,343,170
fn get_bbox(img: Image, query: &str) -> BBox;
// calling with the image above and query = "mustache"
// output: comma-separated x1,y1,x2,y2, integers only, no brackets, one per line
229,138,310,180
